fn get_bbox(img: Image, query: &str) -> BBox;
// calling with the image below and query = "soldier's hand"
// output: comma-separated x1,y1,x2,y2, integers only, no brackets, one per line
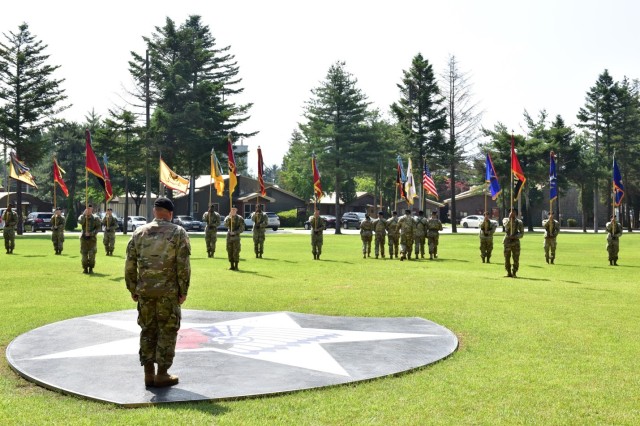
179,295,187,305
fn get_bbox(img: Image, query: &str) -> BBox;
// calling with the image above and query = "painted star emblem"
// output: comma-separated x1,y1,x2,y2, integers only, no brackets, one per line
31,312,435,376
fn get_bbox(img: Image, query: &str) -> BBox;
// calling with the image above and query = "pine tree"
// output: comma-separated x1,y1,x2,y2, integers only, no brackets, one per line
0,23,69,232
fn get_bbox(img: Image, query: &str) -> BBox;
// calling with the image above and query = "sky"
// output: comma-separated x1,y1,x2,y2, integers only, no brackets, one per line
2,0,640,173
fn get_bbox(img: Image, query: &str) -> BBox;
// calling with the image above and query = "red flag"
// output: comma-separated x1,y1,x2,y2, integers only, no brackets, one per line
511,134,526,201
312,154,322,199
85,130,106,192
227,135,237,195
53,159,69,197
257,146,266,196
102,154,113,202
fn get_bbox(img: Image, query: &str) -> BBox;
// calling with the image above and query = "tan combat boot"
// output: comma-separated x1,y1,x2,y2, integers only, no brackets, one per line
144,362,155,387
154,366,179,387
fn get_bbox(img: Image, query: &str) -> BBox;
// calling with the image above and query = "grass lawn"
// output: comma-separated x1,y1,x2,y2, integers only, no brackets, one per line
1,229,639,425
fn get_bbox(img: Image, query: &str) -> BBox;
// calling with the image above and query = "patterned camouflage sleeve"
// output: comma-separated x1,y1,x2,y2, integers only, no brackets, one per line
92,216,101,235
176,228,191,297
124,238,138,295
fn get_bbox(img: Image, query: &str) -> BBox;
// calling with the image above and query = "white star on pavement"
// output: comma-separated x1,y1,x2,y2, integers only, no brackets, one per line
30,312,437,376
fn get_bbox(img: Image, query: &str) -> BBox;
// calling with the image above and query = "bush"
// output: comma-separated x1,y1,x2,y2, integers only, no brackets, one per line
567,218,577,227
277,208,301,228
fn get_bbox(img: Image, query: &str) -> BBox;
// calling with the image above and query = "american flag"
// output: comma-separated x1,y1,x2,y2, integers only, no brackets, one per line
422,164,438,200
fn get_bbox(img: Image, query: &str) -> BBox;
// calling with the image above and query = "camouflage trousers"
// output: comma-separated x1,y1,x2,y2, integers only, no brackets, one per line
428,235,439,256
137,295,181,368
607,238,620,261
544,237,557,261
3,228,15,251
311,233,323,256
414,235,426,257
80,237,97,268
503,241,520,273
361,235,372,256
400,235,414,258
205,229,217,255
374,234,386,257
52,231,65,252
226,237,242,262
253,232,266,255
387,235,399,257
103,232,116,252
480,238,493,260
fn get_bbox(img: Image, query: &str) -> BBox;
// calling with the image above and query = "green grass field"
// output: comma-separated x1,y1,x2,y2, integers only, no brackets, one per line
1,229,639,425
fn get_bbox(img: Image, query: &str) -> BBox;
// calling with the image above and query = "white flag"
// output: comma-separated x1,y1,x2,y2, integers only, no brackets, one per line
405,158,417,205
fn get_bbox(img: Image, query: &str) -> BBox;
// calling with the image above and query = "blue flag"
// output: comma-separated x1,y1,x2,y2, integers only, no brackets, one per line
550,153,557,202
613,158,624,206
485,153,501,200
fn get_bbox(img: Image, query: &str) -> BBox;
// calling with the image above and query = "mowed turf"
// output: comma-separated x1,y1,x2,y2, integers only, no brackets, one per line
0,229,639,425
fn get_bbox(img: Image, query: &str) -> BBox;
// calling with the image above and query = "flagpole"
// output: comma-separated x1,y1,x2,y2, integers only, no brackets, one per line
612,152,616,225
209,152,213,208
549,151,553,235
510,132,514,237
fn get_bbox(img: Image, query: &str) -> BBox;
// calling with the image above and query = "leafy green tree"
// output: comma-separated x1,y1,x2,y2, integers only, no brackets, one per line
0,23,69,232
300,61,371,234
280,130,313,201
390,53,447,170
135,16,254,214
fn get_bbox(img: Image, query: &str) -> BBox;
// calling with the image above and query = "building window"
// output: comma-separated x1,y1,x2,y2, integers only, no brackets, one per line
193,202,199,214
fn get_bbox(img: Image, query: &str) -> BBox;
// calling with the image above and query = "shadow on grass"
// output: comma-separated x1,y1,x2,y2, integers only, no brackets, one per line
228,269,273,278
19,255,47,258
109,277,125,283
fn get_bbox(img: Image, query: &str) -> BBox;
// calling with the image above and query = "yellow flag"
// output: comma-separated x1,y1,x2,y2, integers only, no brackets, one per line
210,149,225,197
159,158,189,194
10,152,38,188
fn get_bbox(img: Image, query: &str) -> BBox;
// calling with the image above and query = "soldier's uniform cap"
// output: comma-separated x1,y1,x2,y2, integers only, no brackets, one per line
210,203,215,209
392,211,397,215
378,211,384,216
432,211,438,215
107,208,112,211
8,202,15,207
419,210,424,215
86,204,93,208
154,197,174,212
55,207,61,211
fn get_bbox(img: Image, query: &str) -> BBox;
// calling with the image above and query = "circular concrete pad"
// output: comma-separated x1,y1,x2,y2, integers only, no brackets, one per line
7,310,458,406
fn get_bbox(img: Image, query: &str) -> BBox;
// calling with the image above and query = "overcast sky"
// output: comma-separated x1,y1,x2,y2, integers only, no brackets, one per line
2,0,640,173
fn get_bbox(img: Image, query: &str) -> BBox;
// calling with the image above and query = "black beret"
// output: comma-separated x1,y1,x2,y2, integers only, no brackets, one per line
405,209,411,214
378,211,384,216
154,197,174,212
8,202,15,207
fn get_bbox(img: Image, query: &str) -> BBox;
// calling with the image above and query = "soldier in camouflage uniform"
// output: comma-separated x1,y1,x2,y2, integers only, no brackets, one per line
479,212,497,263
125,197,190,388
372,211,387,259
309,209,326,260
202,204,221,258
426,211,443,260
413,211,427,259
250,206,269,258
542,212,560,264
398,209,415,261
606,215,623,266
359,214,374,258
2,203,18,254
102,208,117,256
224,207,245,270
79,204,101,274
502,210,524,278
51,207,66,255
387,211,400,258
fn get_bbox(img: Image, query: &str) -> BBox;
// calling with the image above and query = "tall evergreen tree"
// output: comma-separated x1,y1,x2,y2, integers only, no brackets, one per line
301,61,371,234
0,23,69,232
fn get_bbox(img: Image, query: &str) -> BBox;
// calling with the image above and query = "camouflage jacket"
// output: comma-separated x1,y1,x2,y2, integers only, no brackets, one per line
606,221,622,240
426,218,443,237
2,210,18,229
373,218,387,236
386,217,400,237
479,219,497,241
360,218,373,237
51,215,66,232
202,211,221,230
251,211,268,233
309,216,326,235
542,219,560,238
125,218,191,298
102,215,118,233
224,215,245,241
502,218,524,244
79,214,101,238
398,214,415,238
414,216,427,237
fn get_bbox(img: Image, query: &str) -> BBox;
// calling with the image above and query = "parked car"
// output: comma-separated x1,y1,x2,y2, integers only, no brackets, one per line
0,207,7,230
341,212,367,229
460,215,499,228
244,215,254,231
265,212,280,231
304,215,336,230
127,216,147,231
173,215,203,231
24,212,54,232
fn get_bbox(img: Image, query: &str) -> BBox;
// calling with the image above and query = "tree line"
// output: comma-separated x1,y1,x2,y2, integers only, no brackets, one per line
1,18,639,234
